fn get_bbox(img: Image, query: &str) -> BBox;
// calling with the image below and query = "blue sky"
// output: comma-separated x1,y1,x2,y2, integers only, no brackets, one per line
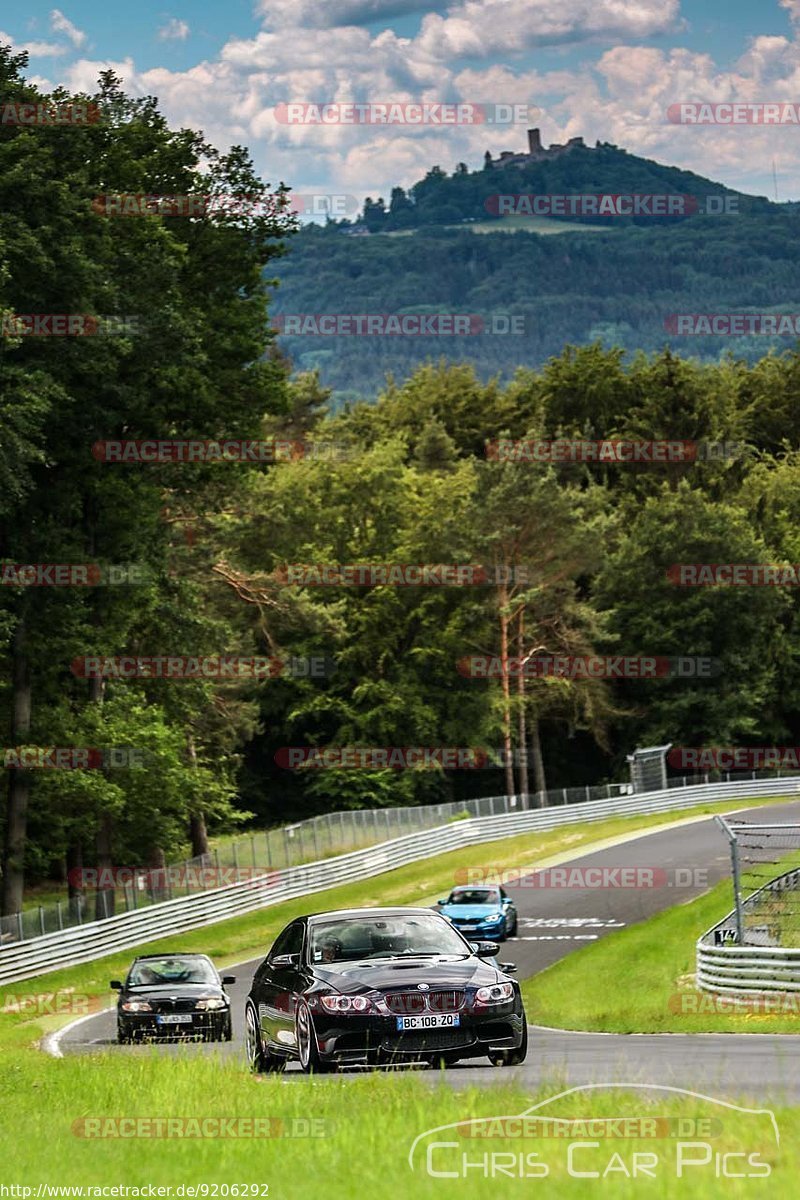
4,2,800,202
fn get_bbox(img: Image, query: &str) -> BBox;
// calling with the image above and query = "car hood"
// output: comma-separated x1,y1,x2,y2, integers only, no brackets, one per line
123,983,224,998
311,956,504,993
440,905,503,921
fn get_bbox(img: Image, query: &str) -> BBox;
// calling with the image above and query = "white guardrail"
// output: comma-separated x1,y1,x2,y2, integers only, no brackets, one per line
2,775,798,986
697,858,800,996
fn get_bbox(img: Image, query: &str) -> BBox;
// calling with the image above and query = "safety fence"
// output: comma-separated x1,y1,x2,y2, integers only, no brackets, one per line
2,771,798,985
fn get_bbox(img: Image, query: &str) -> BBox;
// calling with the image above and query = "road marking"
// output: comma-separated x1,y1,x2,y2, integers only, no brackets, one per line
520,918,625,928
41,1006,115,1059
520,935,600,941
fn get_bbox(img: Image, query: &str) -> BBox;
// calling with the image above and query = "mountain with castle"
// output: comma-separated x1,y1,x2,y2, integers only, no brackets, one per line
485,127,586,169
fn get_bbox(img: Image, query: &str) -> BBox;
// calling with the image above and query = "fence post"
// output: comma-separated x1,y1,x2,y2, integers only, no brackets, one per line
56,900,63,931
17,912,24,942
39,906,45,936
716,815,745,945
312,820,320,860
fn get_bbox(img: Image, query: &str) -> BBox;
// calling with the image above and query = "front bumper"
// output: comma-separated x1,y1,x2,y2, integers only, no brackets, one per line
118,1010,230,1040
447,919,507,941
309,1002,524,1064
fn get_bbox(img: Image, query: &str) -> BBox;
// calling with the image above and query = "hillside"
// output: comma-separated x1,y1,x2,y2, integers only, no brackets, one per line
270,139,799,400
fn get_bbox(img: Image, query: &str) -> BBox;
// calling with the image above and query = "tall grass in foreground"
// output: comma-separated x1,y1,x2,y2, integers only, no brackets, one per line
0,1047,793,1197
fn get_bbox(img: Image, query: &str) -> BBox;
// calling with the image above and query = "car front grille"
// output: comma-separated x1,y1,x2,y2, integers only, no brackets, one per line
383,990,465,1014
150,999,197,1013
382,1029,473,1053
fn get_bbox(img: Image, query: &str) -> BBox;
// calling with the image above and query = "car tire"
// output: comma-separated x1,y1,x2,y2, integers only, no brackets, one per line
222,1015,233,1042
245,1003,284,1074
117,1026,131,1045
488,1013,528,1067
295,1000,334,1074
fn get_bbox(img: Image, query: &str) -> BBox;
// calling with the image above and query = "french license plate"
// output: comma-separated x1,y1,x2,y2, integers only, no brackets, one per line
396,1013,460,1031
459,925,478,932
156,1013,193,1025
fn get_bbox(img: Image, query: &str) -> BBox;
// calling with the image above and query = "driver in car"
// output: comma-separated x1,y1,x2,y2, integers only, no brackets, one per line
320,937,343,963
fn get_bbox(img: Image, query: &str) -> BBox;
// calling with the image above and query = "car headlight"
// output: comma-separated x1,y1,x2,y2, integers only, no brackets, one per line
319,994,375,1014
475,982,514,1004
121,1000,152,1012
195,997,228,1011
481,912,505,923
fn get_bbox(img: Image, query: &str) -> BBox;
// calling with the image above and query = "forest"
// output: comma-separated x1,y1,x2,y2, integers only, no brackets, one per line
2,47,800,912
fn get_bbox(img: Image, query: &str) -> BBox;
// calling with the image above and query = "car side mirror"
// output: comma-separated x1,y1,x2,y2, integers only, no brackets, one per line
499,962,517,973
221,975,236,985
471,942,500,958
270,953,300,968
436,899,447,906
110,980,122,990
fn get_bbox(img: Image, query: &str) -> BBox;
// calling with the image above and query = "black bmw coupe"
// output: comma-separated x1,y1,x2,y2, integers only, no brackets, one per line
111,953,235,1042
244,906,528,1072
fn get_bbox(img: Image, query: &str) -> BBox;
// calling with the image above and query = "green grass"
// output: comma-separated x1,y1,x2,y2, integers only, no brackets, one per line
0,1052,794,1195
522,877,800,1035
448,215,613,235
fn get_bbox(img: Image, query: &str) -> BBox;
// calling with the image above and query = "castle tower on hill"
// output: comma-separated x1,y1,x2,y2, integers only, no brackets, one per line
527,127,543,155
488,128,585,168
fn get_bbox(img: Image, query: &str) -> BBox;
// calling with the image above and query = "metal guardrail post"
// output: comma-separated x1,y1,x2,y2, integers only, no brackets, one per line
56,901,63,931
17,912,23,942
715,814,745,945
39,907,45,936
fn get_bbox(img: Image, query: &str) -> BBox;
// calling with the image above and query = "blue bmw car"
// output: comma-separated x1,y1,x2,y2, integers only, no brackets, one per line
436,885,518,941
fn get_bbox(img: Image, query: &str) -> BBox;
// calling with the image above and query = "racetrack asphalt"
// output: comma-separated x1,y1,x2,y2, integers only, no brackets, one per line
51,799,800,1100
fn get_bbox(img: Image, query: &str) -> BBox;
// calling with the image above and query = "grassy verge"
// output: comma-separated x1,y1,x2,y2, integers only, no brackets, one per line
2,793,798,1051
521,878,800,1035
0,1054,793,1195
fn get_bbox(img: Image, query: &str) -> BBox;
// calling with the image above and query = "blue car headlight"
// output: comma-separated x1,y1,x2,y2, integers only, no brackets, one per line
480,912,505,925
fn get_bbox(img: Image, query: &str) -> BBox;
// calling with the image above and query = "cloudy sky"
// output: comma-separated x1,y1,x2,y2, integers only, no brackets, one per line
5,1,800,203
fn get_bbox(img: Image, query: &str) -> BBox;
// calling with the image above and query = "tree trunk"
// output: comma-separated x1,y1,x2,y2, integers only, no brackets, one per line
516,610,530,808
148,844,168,903
87,673,115,920
530,715,547,801
1,619,32,917
95,812,115,920
66,842,84,923
497,573,515,799
187,735,210,857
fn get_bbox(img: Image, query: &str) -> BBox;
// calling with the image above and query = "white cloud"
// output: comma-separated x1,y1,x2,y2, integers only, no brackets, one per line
159,18,191,42
255,1,448,29
49,9,87,49
0,30,68,57
35,0,800,204
416,0,681,60
780,0,800,23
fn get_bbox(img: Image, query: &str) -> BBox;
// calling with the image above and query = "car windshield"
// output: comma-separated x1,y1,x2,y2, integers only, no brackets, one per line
128,957,218,986
309,914,470,964
447,888,500,906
